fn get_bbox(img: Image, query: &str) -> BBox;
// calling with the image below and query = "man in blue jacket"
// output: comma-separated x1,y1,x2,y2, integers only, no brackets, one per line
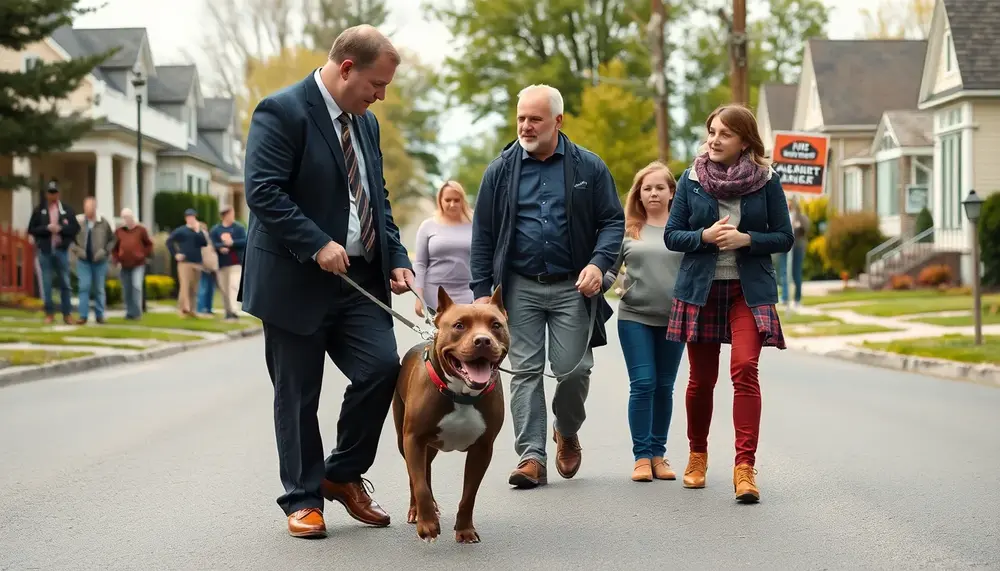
166,208,207,316
210,205,247,320
470,84,625,488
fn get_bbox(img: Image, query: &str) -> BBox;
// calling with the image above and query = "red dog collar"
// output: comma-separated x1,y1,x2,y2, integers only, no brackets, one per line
423,346,497,404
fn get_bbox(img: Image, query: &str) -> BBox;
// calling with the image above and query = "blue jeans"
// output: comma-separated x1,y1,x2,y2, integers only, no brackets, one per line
38,249,72,317
197,271,215,313
618,318,686,461
120,265,145,319
76,258,109,320
777,242,806,303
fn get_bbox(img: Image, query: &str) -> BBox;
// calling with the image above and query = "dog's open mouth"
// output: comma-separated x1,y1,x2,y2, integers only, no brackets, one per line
448,356,499,390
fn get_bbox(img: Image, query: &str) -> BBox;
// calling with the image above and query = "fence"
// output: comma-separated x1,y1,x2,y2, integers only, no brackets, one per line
0,225,35,296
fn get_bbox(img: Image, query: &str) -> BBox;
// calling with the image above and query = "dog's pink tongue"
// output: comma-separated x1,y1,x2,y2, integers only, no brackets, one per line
463,360,493,385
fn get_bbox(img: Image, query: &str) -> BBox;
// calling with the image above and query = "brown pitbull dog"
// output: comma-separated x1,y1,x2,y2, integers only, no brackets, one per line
392,286,509,543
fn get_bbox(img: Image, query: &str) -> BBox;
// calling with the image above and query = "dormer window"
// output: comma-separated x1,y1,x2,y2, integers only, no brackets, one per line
189,106,197,144
22,54,41,72
944,31,955,73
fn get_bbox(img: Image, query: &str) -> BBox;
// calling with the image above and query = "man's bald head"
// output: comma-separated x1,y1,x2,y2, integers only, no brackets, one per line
321,24,400,116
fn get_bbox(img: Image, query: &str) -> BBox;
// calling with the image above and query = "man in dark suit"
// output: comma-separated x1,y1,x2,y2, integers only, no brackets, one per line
240,24,414,539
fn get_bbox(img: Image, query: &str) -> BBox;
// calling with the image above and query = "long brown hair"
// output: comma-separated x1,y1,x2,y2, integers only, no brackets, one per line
624,161,676,240
702,104,770,169
434,180,473,223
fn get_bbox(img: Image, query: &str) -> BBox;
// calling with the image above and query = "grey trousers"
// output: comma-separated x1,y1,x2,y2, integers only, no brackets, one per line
505,273,594,464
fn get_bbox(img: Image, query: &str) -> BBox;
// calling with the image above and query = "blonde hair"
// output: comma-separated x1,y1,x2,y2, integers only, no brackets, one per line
434,180,472,223
624,161,676,240
699,104,771,169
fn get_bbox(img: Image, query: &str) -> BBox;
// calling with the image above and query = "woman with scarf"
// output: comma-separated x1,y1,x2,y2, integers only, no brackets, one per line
663,104,794,503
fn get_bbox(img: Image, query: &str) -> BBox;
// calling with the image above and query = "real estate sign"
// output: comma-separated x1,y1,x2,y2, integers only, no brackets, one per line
771,131,830,195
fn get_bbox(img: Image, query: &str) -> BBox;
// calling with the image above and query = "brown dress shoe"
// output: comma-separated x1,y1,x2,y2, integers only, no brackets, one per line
508,458,547,489
553,428,582,478
683,452,708,488
631,459,652,482
321,478,390,527
651,456,676,480
287,508,327,538
734,464,760,503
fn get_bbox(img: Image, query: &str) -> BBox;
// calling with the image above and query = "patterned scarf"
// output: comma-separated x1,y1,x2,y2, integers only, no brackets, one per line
693,152,770,200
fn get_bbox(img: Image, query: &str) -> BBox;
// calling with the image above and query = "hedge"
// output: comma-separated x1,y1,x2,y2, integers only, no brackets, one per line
153,191,220,232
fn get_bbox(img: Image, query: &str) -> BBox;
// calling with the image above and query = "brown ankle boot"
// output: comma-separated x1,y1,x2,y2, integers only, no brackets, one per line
651,456,676,480
683,452,708,488
631,458,652,482
734,464,759,503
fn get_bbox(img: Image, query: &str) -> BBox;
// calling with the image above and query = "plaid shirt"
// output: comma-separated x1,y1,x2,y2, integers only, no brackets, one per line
666,279,786,349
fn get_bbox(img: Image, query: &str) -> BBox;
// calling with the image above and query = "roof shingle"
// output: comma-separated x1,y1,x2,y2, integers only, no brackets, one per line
760,83,798,132
943,0,1000,90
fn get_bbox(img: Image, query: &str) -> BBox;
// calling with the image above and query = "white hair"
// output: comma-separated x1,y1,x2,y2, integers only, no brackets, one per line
517,84,564,117
120,208,134,218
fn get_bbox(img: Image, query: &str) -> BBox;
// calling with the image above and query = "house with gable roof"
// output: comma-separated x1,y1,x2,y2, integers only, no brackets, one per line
915,0,1000,269
756,83,799,156
0,26,244,231
791,39,928,213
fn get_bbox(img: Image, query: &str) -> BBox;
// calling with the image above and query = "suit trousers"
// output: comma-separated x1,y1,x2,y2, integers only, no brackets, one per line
263,256,401,515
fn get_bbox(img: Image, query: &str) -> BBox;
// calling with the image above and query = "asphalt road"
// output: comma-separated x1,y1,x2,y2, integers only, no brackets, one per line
2,296,999,570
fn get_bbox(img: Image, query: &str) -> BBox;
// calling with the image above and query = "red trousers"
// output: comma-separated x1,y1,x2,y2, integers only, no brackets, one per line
685,293,763,467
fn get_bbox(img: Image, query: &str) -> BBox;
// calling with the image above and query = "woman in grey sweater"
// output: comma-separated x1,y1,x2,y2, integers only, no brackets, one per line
413,181,475,316
603,161,686,483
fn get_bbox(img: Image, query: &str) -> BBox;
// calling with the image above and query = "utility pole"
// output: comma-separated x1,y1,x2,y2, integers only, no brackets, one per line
720,0,749,105
649,0,670,163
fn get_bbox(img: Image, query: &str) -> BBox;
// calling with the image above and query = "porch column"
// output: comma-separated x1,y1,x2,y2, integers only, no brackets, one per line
95,151,115,221
10,157,34,231
141,162,155,229
120,157,138,215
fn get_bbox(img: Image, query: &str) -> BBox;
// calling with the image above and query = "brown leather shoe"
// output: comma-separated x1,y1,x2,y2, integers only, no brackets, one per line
631,458,652,482
683,452,708,488
287,508,327,538
734,464,760,503
652,456,676,480
321,478,390,527
508,458,547,489
553,428,582,479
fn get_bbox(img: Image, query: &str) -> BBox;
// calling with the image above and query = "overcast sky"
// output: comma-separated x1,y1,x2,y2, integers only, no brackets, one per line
74,0,880,165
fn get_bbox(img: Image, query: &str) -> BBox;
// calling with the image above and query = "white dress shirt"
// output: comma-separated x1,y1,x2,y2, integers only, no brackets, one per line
313,68,371,257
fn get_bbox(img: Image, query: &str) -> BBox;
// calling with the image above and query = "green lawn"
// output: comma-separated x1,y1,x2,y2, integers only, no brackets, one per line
0,348,92,367
105,313,259,332
862,335,1000,365
801,288,960,307
785,322,900,338
848,294,1000,317
778,310,837,325
908,311,1000,327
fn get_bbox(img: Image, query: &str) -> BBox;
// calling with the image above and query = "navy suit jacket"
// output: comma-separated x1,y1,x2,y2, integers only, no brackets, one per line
238,72,412,336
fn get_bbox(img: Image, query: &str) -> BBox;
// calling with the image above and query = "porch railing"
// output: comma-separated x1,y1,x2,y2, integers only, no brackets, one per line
864,236,901,289
0,224,36,297
864,227,967,289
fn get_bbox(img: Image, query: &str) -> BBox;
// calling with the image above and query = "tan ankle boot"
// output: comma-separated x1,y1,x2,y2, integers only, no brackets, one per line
631,458,653,482
683,452,707,488
651,456,676,480
734,464,759,503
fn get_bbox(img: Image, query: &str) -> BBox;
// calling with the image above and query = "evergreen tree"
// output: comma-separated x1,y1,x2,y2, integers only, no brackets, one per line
0,0,116,188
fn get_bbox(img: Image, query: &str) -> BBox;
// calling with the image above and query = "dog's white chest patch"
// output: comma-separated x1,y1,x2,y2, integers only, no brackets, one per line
435,404,487,452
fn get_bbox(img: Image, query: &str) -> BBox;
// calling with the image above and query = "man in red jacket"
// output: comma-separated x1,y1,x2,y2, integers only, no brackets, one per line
111,208,154,319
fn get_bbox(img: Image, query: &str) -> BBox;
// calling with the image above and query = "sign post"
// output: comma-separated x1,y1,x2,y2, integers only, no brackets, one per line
771,131,830,196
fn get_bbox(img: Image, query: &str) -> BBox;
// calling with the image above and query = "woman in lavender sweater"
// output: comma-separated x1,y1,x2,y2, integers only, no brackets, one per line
413,181,475,316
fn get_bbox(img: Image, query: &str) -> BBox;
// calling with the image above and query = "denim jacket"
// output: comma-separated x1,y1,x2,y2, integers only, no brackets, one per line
663,165,794,307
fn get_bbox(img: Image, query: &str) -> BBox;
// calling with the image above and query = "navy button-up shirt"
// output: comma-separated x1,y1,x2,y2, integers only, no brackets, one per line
510,138,573,276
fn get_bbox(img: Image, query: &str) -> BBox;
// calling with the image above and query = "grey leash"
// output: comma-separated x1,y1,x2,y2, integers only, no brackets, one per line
337,272,600,380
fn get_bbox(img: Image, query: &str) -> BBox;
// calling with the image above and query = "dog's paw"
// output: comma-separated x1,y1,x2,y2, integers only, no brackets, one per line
416,518,441,543
455,527,481,544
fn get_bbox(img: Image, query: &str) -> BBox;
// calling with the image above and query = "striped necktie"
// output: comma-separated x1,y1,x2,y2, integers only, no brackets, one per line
336,113,376,261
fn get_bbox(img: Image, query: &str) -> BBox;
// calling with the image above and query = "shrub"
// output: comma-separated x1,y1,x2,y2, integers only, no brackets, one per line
0,292,44,310
915,207,934,242
917,264,953,287
145,275,176,300
888,274,914,290
153,191,220,233
800,196,838,280
824,211,886,278
105,279,122,306
979,192,1000,287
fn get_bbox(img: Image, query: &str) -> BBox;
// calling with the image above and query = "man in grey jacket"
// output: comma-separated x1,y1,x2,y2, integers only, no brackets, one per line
70,197,115,324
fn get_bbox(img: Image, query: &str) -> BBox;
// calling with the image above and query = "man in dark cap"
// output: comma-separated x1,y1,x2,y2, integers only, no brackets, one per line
165,208,207,316
27,179,80,324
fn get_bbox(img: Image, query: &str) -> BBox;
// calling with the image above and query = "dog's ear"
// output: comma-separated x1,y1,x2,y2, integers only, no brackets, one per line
489,285,506,317
437,287,454,315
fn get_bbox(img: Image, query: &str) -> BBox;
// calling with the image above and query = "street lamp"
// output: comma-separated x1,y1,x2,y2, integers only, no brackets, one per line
962,189,984,345
130,68,147,314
